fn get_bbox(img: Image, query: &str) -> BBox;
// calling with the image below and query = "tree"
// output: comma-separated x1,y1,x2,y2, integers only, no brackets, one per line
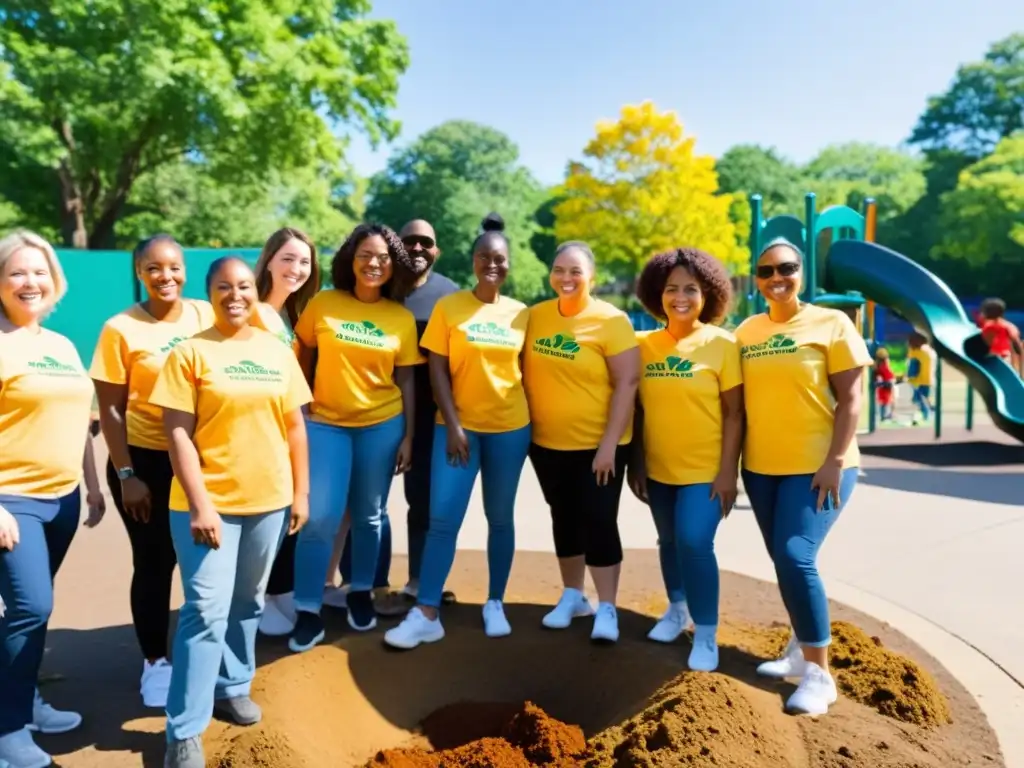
715,144,804,217
529,192,563,266
0,0,408,248
909,33,1024,158
365,121,550,302
935,134,1024,267
553,101,746,289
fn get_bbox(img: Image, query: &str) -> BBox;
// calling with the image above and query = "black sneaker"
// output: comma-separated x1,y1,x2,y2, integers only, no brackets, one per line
287,611,325,653
346,590,378,632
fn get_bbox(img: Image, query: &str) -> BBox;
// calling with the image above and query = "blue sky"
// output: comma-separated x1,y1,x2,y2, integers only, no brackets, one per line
345,1,1022,187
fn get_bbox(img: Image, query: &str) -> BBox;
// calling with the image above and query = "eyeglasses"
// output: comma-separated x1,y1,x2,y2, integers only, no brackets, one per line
402,235,435,250
755,262,800,279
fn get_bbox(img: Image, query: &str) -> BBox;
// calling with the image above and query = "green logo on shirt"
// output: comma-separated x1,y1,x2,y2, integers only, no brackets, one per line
533,333,581,360
740,333,798,359
28,355,81,377
466,321,517,348
645,355,694,379
224,359,283,382
336,320,386,348
159,336,188,354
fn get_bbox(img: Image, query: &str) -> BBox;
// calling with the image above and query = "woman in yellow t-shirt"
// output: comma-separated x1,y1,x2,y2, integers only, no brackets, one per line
0,230,103,767
248,228,321,639
384,214,531,649
628,247,743,673
150,256,311,766
736,238,872,717
290,223,422,652
90,234,214,709
523,241,640,644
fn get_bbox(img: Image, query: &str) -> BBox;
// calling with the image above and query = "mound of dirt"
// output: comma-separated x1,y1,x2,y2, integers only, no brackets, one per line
210,727,305,768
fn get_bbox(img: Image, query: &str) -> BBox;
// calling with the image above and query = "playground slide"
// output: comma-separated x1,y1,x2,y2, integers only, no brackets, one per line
826,240,1024,443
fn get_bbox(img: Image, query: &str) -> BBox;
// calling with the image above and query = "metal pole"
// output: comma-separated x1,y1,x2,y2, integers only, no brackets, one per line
804,193,817,302
966,383,974,430
749,194,763,315
934,359,943,439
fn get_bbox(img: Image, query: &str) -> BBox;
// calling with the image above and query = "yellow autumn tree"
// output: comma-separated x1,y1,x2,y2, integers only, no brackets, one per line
554,102,746,285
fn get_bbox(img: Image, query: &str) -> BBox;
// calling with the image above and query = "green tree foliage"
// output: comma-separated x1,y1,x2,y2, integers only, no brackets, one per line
715,145,804,216
909,33,1024,158
365,121,550,302
935,134,1024,267
0,0,407,248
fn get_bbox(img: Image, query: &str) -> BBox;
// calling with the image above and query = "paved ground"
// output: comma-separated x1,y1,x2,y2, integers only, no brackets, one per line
43,423,1024,766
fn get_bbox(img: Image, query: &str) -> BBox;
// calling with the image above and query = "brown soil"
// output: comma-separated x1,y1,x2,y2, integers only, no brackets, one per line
42,551,1004,768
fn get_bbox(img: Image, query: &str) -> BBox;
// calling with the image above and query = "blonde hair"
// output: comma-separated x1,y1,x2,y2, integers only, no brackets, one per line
0,230,68,318
254,227,320,326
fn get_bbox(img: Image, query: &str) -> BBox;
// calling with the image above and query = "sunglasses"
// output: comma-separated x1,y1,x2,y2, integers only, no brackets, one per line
756,262,800,279
402,235,435,250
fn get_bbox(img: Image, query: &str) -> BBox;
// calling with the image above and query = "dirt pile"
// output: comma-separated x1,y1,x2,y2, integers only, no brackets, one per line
210,727,305,768
367,702,585,768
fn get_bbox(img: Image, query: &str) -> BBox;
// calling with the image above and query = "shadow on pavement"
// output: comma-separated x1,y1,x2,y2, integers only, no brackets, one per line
860,440,1024,468
858,467,1023,505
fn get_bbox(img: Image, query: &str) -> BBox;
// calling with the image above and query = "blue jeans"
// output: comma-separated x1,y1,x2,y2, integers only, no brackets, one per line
0,489,80,737
741,468,859,647
418,424,531,608
912,385,931,420
646,481,723,627
165,508,287,741
294,414,405,611
339,511,391,589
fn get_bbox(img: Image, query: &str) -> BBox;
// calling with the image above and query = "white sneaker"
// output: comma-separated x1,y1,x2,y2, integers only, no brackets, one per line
756,633,807,679
383,607,445,650
541,588,594,629
140,658,172,709
590,602,619,643
688,625,719,672
647,601,691,643
0,728,51,768
322,584,349,610
28,689,82,734
258,593,297,636
482,600,511,638
786,662,838,715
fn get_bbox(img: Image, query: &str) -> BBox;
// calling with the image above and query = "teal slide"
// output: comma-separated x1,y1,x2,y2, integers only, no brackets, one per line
826,240,1024,443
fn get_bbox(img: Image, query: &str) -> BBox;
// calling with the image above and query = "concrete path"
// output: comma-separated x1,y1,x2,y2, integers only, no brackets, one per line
379,426,1024,766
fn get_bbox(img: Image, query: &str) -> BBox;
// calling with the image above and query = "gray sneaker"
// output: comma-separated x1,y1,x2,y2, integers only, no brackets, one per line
213,695,262,726
0,727,52,768
164,736,204,768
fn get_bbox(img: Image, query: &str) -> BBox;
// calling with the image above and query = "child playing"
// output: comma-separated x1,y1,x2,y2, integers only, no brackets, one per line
874,347,896,421
906,332,936,425
979,297,1022,374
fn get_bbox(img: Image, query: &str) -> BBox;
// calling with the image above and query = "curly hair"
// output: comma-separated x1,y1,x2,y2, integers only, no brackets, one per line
636,246,733,324
331,223,416,301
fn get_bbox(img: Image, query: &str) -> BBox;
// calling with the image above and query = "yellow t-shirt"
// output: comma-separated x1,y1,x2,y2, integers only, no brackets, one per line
523,298,638,451
421,290,530,433
294,289,424,427
906,346,934,386
149,327,313,515
253,302,295,347
736,304,872,475
638,326,743,485
0,328,95,497
89,300,214,450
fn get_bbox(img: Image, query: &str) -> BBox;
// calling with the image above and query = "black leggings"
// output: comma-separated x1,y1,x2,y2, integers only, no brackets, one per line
266,533,296,596
529,443,629,568
106,446,176,661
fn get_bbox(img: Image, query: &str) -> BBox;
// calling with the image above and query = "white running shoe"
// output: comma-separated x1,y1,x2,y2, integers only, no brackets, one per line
786,662,838,715
756,633,807,679
482,600,512,638
647,601,691,643
140,658,172,709
383,607,445,650
541,588,594,629
590,602,619,643
687,626,719,672
258,593,297,636
0,727,51,768
28,689,82,734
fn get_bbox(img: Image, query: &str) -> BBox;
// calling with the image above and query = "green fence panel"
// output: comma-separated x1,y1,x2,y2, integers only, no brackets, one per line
45,250,137,365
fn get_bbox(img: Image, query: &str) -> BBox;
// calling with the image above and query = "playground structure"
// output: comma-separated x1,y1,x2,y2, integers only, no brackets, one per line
747,192,1024,444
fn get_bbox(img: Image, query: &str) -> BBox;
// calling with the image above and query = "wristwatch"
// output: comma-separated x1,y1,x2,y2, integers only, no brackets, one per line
116,466,135,481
